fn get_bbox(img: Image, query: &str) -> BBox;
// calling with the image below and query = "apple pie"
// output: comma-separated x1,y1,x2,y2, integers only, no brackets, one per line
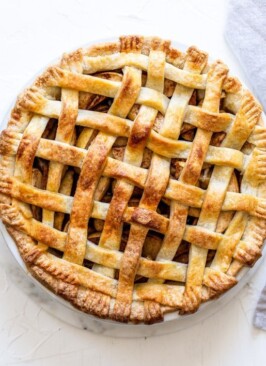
0,35,265,323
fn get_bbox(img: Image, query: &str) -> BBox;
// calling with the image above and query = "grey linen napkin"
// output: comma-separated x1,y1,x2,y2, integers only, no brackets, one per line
225,0,266,107
225,0,266,330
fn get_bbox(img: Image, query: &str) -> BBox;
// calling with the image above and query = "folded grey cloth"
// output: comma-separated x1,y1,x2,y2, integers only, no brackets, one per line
225,0,266,108
254,289,266,330
225,0,266,330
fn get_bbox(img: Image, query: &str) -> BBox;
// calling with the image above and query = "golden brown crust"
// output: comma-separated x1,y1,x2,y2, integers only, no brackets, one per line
222,75,242,93
120,35,144,53
0,35,265,324
0,204,27,231
0,129,20,155
203,269,237,294
233,218,266,266
185,46,208,72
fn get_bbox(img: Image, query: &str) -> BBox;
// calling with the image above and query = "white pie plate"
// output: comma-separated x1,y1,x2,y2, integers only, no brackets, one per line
0,37,265,338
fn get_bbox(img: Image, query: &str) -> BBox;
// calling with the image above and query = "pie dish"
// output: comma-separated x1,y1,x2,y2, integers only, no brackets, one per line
0,35,265,324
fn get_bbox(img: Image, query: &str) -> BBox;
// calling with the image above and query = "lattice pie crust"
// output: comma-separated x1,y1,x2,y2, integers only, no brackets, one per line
0,36,265,323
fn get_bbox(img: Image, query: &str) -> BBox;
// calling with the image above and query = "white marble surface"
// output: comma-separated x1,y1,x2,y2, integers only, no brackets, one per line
1,0,266,365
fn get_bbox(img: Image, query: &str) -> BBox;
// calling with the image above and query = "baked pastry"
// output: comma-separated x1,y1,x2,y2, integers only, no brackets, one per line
0,35,265,324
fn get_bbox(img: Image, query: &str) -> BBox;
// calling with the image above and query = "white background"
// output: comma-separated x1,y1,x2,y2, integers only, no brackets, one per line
1,0,266,365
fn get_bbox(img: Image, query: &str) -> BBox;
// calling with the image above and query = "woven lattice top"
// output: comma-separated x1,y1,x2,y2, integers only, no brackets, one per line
0,35,265,323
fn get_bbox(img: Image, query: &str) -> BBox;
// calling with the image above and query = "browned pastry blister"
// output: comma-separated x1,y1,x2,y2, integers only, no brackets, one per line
0,35,265,324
